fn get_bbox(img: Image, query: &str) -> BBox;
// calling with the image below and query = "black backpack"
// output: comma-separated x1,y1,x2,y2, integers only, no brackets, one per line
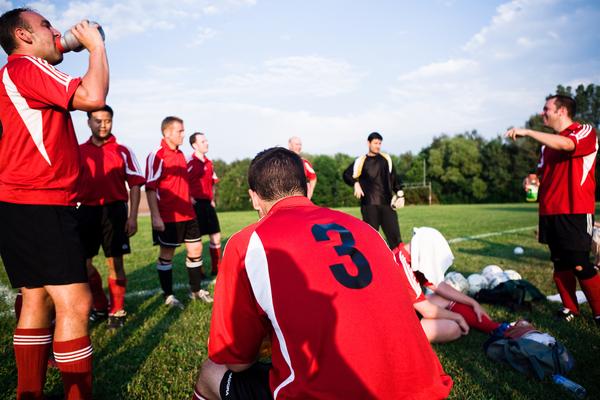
475,279,545,311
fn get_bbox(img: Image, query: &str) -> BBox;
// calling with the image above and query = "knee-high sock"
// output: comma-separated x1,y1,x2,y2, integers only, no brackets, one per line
53,336,93,400
209,244,221,274
88,268,108,312
108,278,127,315
578,273,600,318
186,257,204,292
448,302,500,334
157,261,173,297
553,270,579,314
14,328,52,400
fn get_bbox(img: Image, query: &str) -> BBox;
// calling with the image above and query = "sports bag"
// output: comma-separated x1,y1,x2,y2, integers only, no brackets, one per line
475,279,545,311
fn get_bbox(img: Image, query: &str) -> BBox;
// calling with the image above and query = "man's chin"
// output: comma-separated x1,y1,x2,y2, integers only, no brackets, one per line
49,52,63,65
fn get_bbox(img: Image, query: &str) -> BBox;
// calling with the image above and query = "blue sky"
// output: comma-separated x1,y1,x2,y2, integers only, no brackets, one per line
2,0,599,162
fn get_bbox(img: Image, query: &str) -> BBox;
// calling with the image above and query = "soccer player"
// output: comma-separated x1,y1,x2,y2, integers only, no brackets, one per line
343,132,404,248
192,147,452,399
506,94,600,325
76,105,145,329
0,8,108,399
288,136,317,199
393,241,504,343
188,132,222,275
146,117,213,307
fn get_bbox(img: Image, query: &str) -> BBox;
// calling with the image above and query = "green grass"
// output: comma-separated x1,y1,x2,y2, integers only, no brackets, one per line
1,203,599,399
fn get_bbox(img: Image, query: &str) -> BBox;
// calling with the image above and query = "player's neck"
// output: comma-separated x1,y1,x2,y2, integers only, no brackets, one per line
91,135,110,147
195,151,206,160
554,118,574,133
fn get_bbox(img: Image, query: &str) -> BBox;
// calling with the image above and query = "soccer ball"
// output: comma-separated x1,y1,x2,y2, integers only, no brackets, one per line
503,269,522,281
444,272,470,294
488,272,509,289
482,265,503,281
467,273,488,296
514,246,525,255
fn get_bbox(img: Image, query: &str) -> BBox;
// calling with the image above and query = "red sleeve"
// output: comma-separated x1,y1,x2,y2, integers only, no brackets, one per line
392,244,425,303
303,159,317,180
119,145,145,187
209,226,270,364
568,124,598,157
145,151,163,191
10,57,81,111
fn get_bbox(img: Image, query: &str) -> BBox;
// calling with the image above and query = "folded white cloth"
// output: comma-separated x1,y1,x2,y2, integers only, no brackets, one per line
546,290,588,304
410,227,454,286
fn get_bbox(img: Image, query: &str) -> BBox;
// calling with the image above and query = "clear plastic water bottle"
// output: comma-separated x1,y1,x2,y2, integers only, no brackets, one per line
55,21,105,53
552,374,586,398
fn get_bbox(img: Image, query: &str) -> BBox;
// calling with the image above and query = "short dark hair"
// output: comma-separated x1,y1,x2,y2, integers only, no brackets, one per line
0,8,33,55
248,147,307,201
189,132,205,147
547,94,576,119
161,116,183,133
367,132,383,142
86,105,113,119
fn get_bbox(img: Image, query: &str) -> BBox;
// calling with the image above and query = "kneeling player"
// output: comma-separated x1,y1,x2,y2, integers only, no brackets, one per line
192,147,452,399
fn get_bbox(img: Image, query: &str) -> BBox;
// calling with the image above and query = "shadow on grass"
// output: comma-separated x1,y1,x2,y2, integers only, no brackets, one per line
455,238,548,264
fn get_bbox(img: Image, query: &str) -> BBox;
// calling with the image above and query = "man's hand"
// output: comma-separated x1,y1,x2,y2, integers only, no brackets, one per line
505,127,530,141
71,20,105,52
470,301,490,323
353,182,364,199
211,200,216,208
152,215,165,232
125,216,138,237
456,315,470,335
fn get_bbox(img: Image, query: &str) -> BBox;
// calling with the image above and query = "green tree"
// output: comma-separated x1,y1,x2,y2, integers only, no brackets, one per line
217,159,252,211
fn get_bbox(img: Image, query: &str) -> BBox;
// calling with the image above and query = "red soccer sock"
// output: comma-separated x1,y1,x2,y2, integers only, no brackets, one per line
13,327,52,399
448,302,500,333
14,290,22,322
578,273,600,318
209,245,221,274
53,336,93,400
553,270,579,314
88,268,108,312
108,278,127,315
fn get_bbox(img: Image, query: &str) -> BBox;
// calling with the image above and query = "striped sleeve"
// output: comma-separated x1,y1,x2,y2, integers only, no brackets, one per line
569,124,598,157
11,56,81,110
119,144,146,187
393,247,425,303
145,149,163,191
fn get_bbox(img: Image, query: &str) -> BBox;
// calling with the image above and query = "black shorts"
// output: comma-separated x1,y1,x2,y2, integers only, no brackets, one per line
0,202,87,288
193,199,221,235
153,219,201,248
539,214,593,251
77,202,131,258
220,362,272,400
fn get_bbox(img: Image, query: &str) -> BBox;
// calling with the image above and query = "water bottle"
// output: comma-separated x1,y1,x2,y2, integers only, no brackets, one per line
55,21,105,53
552,374,586,398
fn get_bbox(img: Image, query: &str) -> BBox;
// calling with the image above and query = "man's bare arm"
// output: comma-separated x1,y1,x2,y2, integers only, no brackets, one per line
146,190,164,231
505,128,575,151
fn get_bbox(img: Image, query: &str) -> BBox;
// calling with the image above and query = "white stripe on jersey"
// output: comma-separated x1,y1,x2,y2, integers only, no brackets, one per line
573,124,593,142
537,146,545,169
146,148,163,183
2,68,52,165
245,232,295,399
396,251,423,300
24,56,72,89
304,160,315,174
119,144,144,178
580,139,598,186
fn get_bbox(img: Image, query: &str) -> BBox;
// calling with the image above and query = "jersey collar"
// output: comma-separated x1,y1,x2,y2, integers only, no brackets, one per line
86,134,116,146
160,138,180,153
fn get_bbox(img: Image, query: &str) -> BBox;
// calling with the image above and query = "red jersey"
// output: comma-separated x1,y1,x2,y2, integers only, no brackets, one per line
0,54,82,205
76,135,145,205
302,158,316,181
145,139,195,223
187,153,218,200
209,196,452,399
392,243,427,303
537,123,598,215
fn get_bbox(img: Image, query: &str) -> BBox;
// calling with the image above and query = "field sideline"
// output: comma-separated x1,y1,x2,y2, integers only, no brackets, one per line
1,203,599,399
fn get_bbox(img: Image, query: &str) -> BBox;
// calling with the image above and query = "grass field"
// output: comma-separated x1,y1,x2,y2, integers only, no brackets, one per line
1,203,599,399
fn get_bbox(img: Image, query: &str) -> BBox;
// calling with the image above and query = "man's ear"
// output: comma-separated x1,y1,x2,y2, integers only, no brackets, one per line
14,27,33,45
248,189,261,211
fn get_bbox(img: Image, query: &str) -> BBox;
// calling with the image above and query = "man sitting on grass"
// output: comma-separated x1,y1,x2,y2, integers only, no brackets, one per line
192,147,452,399
394,228,506,343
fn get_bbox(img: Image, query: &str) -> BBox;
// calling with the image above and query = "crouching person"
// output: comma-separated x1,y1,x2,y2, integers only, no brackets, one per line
193,147,453,399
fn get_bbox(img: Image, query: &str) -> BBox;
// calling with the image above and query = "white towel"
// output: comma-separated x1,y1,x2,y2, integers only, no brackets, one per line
410,227,454,286
546,291,588,304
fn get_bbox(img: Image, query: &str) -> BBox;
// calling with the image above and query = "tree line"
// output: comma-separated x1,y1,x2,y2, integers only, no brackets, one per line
213,84,600,211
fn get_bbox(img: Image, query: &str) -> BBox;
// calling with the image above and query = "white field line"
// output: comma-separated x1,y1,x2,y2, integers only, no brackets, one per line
448,226,536,244
125,278,216,299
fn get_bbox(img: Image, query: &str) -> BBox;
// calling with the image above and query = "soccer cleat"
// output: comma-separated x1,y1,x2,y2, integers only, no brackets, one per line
107,310,127,329
190,289,214,303
554,307,577,322
164,294,184,309
89,309,108,322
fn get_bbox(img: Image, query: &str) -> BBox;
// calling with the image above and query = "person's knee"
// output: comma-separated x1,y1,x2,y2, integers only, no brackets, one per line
187,242,203,258
52,284,92,319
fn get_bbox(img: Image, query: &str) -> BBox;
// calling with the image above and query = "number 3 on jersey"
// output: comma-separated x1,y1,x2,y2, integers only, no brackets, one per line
311,223,372,289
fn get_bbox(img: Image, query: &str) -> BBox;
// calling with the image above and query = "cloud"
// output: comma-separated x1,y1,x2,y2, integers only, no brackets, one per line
397,58,478,82
187,27,218,47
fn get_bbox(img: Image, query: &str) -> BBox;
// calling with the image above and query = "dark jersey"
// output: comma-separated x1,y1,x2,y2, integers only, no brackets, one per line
343,153,402,206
